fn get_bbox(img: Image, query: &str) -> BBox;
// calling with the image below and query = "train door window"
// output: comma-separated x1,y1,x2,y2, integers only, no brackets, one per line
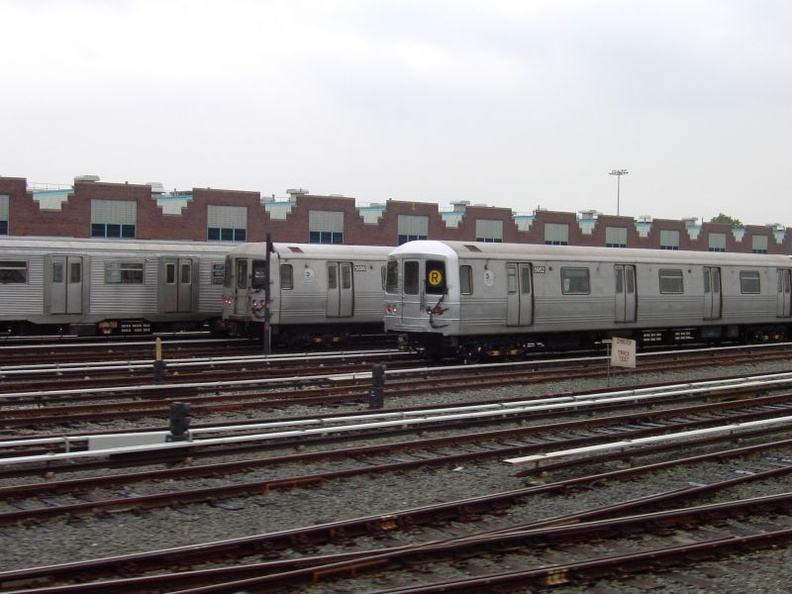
328,265,338,289
404,261,419,295
70,262,81,283
53,262,64,284
616,267,623,293
236,260,248,290
712,268,721,292
659,269,683,294
341,264,352,289
460,265,473,295
561,267,590,294
280,264,294,290
520,265,531,294
626,266,635,293
0,261,27,284
180,263,191,285
385,260,399,293
739,271,761,294
251,260,268,289
507,266,517,294
425,260,446,294
166,263,176,284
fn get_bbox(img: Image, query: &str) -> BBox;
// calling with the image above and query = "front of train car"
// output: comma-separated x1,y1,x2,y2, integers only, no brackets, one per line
384,240,461,357
221,242,275,338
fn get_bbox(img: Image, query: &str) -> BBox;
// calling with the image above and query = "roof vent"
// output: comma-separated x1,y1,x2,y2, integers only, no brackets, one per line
74,175,100,183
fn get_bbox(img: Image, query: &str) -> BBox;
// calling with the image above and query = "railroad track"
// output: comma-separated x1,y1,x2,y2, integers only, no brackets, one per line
3,343,792,429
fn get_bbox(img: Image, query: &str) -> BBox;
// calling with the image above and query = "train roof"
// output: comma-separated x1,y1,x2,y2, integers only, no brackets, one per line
228,242,392,260
0,236,233,255
389,240,792,267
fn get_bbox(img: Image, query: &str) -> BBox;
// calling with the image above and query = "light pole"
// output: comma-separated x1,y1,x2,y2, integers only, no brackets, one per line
609,169,628,216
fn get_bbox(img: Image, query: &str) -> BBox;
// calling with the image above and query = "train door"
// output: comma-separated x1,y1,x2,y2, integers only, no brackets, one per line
615,264,637,322
327,262,354,317
48,256,84,314
778,268,792,317
506,262,533,326
233,258,249,316
160,257,195,313
702,266,722,320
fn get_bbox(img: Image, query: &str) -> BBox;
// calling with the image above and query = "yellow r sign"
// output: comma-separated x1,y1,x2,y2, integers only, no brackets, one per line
428,270,443,286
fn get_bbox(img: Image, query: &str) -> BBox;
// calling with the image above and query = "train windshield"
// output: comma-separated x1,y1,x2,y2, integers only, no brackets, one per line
385,260,399,293
425,260,446,295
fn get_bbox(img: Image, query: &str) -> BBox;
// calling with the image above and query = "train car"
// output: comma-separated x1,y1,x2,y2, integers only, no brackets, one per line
383,240,792,361
222,242,391,346
0,237,232,336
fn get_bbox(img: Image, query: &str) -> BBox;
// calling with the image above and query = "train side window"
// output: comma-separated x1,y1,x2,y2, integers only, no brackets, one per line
659,269,683,294
460,265,473,295
739,270,761,294
281,264,294,290
404,261,419,295
0,261,28,284
166,263,176,284
561,267,590,294
105,262,143,284
425,260,446,295
236,260,248,290
251,260,268,289
615,267,624,293
53,262,64,284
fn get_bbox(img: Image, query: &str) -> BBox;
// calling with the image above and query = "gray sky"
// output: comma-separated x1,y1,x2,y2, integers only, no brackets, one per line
3,0,791,226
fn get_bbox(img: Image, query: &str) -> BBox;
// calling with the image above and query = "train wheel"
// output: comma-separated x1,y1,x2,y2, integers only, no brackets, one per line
457,344,483,365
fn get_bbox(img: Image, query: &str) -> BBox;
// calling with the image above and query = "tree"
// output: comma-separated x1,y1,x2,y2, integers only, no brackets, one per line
710,213,743,227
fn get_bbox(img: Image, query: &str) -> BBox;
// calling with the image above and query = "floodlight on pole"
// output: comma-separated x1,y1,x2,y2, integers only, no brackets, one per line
609,169,629,216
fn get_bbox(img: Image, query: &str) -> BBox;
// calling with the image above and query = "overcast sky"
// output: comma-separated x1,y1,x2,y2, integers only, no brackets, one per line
3,0,791,226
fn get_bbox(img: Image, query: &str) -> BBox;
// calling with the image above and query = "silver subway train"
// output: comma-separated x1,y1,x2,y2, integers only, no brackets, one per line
221,242,391,346
0,237,231,336
383,240,792,361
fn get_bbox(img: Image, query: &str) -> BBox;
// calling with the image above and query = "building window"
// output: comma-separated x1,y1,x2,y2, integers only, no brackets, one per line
105,262,144,284
752,235,768,254
544,223,569,245
475,219,504,243
91,199,137,239
660,229,680,250
605,226,627,248
208,205,247,242
309,210,344,244
740,271,761,294
397,214,428,245
0,261,27,283
0,195,8,236
561,267,590,294
708,232,726,252
659,269,684,293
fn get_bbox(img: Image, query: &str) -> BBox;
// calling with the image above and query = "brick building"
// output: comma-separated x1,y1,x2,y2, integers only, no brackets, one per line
0,174,788,254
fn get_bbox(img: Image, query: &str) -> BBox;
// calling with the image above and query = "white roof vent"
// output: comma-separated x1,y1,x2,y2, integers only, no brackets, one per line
74,174,100,183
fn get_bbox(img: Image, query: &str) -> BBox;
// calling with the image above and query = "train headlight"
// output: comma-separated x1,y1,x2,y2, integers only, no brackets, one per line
222,296,232,306
386,304,397,315
251,299,267,310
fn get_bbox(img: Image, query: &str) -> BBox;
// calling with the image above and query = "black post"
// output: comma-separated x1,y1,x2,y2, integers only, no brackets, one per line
153,337,167,383
263,233,273,355
369,363,386,409
167,402,192,442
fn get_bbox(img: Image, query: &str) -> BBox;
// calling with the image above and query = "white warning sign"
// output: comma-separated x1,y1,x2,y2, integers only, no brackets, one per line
610,337,636,369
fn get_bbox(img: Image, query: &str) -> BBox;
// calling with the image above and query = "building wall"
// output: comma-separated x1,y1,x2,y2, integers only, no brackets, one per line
1,175,789,254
